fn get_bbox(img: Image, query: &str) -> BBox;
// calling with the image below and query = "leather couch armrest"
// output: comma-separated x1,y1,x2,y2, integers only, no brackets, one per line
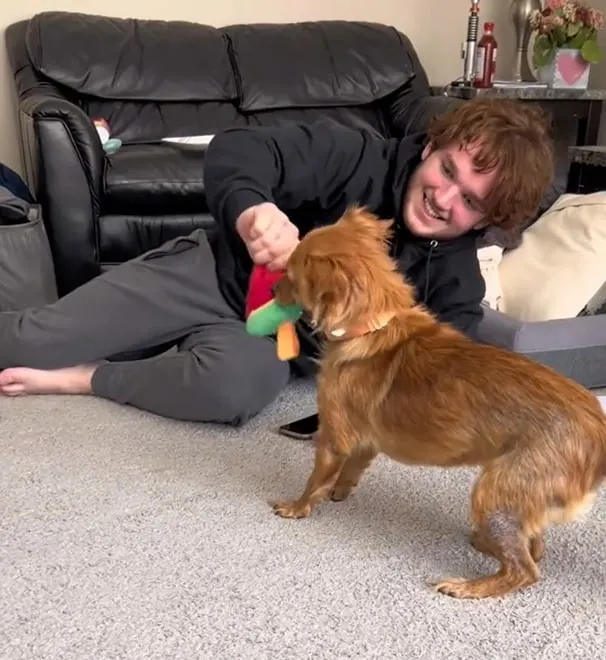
18,90,104,294
20,90,103,197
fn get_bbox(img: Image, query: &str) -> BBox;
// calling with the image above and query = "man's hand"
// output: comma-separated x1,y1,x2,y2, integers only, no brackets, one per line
236,202,299,271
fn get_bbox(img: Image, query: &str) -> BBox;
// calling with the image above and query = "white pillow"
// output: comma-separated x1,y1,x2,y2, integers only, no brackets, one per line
499,192,606,321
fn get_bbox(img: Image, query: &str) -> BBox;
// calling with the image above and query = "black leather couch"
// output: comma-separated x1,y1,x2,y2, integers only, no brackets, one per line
5,10,459,296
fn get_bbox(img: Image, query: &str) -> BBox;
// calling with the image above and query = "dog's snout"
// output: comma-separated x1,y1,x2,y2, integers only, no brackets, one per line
274,275,295,305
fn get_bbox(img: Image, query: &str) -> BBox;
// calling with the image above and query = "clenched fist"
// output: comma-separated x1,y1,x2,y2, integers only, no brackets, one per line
236,202,300,271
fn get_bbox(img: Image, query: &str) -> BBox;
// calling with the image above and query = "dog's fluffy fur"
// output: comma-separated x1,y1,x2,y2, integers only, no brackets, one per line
272,206,605,600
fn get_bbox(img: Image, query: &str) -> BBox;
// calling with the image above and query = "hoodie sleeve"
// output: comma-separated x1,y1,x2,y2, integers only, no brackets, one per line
425,247,486,339
203,120,391,233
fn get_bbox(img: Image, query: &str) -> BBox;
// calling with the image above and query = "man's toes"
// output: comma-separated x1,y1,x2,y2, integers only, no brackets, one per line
0,383,25,396
0,370,26,395
0,369,19,386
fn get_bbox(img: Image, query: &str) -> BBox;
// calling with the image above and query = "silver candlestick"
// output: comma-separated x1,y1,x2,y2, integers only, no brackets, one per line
510,0,543,82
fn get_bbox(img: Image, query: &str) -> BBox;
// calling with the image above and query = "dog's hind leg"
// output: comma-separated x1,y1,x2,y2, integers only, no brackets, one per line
470,528,544,563
436,510,540,599
435,463,541,599
272,433,349,519
330,445,378,502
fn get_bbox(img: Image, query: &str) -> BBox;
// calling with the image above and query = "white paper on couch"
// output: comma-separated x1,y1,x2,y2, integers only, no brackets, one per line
161,135,215,147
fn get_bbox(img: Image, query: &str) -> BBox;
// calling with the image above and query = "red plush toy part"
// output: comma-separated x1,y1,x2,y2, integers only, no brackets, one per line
245,264,300,361
245,264,285,318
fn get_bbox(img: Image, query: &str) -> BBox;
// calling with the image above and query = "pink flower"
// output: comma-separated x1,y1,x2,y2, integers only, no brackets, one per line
563,2,578,22
542,13,566,31
529,9,542,29
531,2,604,35
576,5,590,24
589,8,604,29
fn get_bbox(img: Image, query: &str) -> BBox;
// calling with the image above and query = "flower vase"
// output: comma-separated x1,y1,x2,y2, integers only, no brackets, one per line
536,48,591,88
510,0,543,82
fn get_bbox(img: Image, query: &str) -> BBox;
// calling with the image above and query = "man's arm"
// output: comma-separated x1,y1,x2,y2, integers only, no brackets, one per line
424,248,486,339
204,120,392,232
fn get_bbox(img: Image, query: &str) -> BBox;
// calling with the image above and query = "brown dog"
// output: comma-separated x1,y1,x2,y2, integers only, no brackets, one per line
271,206,605,600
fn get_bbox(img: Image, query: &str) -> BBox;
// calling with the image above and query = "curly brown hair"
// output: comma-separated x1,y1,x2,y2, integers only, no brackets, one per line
427,98,555,230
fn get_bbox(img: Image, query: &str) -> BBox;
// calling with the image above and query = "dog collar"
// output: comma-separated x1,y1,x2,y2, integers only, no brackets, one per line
327,312,395,340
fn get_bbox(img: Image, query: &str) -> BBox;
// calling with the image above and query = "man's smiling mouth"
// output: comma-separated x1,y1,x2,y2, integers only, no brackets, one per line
423,191,446,222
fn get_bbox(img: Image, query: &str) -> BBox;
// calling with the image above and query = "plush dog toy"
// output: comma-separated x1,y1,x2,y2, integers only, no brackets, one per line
245,265,302,361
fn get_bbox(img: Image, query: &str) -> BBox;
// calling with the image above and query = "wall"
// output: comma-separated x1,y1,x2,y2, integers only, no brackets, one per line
0,0,514,175
587,0,606,142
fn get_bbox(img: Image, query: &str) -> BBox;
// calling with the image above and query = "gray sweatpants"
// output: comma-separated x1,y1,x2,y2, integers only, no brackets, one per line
0,230,295,425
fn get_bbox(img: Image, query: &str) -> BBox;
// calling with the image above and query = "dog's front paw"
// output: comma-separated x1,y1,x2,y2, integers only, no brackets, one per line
330,485,353,501
272,500,312,519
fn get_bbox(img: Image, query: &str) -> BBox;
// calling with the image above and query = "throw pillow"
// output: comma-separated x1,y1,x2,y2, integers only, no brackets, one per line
499,192,606,322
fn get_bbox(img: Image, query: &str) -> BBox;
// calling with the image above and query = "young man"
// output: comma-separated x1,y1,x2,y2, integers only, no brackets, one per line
0,99,554,425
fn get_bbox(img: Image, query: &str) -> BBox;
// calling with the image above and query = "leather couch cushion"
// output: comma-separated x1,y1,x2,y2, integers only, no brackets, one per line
26,11,237,102
103,144,207,215
225,21,415,112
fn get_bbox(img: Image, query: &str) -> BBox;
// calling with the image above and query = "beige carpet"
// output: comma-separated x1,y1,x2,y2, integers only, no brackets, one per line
1,381,605,659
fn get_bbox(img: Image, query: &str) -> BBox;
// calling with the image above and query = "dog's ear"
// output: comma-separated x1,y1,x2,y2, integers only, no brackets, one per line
338,206,394,251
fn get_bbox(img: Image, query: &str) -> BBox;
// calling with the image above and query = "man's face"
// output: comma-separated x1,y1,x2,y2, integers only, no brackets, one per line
403,142,497,240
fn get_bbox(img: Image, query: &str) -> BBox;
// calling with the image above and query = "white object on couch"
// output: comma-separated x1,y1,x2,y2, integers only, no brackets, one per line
477,245,504,311
161,135,215,147
499,192,606,322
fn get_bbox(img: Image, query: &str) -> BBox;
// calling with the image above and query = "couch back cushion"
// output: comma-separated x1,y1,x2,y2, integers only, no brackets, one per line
83,99,245,145
23,12,417,143
26,11,237,102
224,21,416,112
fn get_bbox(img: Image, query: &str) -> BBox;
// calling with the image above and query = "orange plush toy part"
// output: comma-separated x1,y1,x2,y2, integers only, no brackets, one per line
245,265,302,361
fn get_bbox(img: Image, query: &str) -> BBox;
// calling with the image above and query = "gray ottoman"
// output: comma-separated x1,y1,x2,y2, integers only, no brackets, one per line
477,305,606,389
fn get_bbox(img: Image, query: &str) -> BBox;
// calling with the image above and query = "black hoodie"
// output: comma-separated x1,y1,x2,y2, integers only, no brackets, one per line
204,120,486,356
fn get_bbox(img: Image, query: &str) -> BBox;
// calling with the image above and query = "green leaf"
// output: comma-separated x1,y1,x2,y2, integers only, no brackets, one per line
581,38,601,63
552,25,567,46
567,22,581,37
568,25,591,49
533,35,556,68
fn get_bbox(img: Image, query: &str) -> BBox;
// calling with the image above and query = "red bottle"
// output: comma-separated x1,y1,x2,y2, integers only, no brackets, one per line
474,22,498,88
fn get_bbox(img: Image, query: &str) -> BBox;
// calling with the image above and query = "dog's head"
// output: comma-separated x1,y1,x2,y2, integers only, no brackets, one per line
274,206,416,338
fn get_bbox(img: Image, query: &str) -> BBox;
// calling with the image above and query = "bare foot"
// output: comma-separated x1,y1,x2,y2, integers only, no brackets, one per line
0,364,101,396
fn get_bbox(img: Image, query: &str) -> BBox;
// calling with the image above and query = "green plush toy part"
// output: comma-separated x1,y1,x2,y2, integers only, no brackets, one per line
246,298,303,361
244,265,303,361
245,298,303,337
